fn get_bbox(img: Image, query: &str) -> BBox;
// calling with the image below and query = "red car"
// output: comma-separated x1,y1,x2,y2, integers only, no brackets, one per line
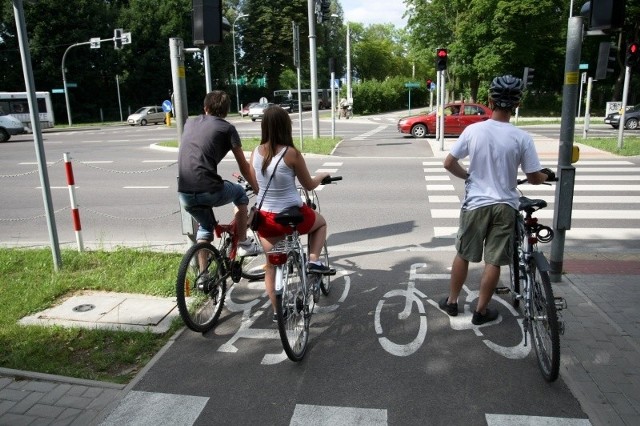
397,102,492,138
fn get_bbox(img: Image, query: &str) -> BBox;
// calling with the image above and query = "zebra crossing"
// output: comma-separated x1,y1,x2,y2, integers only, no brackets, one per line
423,159,640,244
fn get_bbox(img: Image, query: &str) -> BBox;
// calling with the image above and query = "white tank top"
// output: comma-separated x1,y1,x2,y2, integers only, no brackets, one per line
252,146,301,212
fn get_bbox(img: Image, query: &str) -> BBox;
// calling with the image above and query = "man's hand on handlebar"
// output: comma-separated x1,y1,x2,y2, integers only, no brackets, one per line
540,168,557,182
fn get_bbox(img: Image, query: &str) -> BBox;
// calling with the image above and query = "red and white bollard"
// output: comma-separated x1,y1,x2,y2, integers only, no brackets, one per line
63,152,84,252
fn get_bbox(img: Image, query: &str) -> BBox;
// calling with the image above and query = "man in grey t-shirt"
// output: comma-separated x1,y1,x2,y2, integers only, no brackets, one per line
177,91,261,256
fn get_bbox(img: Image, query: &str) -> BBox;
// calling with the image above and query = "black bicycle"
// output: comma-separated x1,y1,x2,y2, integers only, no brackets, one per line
498,177,566,382
176,176,267,333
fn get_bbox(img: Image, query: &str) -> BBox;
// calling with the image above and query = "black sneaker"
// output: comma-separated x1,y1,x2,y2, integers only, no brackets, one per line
472,308,499,325
307,262,335,275
438,298,458,316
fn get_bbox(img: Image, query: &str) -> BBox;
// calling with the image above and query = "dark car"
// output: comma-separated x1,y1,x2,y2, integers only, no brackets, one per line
397,102,492,138
604,104,640,130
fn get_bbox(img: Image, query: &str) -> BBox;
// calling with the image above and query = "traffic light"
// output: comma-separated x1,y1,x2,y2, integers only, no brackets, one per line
436,48,448,71
426,78,432,88
192,0,224,46
595,41,617,79
113,28,122,49
523,67,535,88
584,0,625,32
319,0,331,23
626,42,639,68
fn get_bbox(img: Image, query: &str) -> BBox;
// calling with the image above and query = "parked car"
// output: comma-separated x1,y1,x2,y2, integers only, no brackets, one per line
604,104,640,130
127,106,165,126
0,110,28,142
241,102,259,117
248,102,273,121
397,102,492,138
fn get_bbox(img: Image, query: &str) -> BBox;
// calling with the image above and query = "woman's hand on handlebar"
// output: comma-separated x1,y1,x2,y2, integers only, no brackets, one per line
320,175,342,185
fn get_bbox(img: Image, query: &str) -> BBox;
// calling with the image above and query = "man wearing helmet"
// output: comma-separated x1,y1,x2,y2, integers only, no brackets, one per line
439,74,555,325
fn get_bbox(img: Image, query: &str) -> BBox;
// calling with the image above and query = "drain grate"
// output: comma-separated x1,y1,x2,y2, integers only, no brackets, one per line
72,304,96,312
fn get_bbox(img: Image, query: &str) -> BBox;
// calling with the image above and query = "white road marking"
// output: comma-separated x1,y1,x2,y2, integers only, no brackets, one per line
290,404,387,426
485,413,591,425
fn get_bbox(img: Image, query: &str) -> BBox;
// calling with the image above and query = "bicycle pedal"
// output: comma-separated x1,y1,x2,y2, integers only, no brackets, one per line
558,320,566,335
495,286,510,295
554,297,567,310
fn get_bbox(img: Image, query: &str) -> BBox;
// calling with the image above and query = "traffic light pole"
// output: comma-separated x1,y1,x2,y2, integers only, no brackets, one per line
307,0,320,139
549,16,582,282
616,65,631,149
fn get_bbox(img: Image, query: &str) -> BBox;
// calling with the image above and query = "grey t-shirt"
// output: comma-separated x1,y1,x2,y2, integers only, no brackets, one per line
177,115,241,193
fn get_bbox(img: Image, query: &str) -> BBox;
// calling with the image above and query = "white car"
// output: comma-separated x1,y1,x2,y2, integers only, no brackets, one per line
127,106,166,126
0,112,28,142
248,102,273,121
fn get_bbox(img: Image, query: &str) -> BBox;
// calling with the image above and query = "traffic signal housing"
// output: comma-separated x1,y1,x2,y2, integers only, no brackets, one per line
436,48,448,71
113,28,122,49
626,42,639,68
426,78,432,88
585,0,625,32
595,41,617,79
523,67,535,89
318,0,331,23
192,0,224,46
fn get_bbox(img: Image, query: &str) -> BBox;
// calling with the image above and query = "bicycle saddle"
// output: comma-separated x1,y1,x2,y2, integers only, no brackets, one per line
518,196,547,213
275,206,304,226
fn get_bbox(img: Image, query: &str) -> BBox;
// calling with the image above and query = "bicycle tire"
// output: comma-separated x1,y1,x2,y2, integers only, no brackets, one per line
508,234,521,310
276,251,309,361
529,257,560,382
319,242,332,295
176,242,226,333
240,251,267,280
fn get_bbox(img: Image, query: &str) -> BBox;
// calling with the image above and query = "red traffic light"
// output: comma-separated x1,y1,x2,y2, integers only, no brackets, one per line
626,42,639,67
426,79,432,86
437,49,448,58
630,43,639,54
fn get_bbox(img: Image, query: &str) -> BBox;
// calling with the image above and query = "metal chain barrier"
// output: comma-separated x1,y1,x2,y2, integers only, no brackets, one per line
79,161,177,174
0,158,63,178
82,207,181,221
0,206,69,222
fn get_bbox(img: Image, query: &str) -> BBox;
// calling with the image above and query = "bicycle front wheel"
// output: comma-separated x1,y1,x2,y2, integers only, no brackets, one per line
528,257,560,382
176,242,226,333
240,251,267,281
276,252,309,361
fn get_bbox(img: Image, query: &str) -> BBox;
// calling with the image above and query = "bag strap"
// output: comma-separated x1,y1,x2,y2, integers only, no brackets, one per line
257,146,288,210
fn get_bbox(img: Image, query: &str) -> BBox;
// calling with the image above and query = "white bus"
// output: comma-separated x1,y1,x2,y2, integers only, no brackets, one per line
273,89,330,112
0,91,55,129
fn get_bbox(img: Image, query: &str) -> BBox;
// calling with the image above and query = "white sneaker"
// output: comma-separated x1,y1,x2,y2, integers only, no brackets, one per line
237,238,263,257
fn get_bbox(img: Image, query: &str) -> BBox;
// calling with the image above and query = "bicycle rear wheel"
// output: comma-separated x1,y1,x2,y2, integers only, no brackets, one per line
319,242,332,295
275,252,309,361
529,257,560,382
176,242,226,333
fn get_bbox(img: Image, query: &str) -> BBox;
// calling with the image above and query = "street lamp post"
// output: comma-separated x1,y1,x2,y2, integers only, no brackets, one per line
233,13,248,113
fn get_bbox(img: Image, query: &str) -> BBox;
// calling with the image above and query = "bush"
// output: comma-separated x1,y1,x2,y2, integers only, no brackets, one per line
351,76,430,115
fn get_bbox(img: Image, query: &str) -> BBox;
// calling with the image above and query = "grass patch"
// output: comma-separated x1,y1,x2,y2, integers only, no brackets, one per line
577,135,640,156
0,248,183,384
157,136,340,155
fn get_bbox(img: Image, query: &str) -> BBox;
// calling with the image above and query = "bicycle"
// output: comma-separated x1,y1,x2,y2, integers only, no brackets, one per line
496,177,566,382
175,176,267,333
268,175,341,361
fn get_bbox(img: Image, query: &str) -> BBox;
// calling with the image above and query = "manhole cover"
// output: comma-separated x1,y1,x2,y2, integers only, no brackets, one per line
73,304,96,312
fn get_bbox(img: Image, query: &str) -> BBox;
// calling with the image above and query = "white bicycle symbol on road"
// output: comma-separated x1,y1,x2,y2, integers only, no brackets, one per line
374,263,530,358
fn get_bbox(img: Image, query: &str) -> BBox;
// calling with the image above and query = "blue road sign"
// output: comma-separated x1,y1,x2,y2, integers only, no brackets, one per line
52,89,65,94
162,100,172,113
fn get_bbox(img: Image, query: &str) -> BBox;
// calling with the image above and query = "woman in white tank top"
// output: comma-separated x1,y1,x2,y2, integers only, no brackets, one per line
249,106,331,321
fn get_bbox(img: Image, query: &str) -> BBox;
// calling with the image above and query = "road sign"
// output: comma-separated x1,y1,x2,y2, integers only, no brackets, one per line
404,82,420,88
429,82,436,91
162,100,172,113
90,38,100,49
66,83,77,88
579,63,589,70
52,89,65,94
121,32,132,45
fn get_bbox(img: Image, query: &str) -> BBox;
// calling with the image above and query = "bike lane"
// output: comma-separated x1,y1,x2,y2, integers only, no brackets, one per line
121,248,588,425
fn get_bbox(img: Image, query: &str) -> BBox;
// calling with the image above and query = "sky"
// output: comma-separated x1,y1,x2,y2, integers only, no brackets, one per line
340,0,408,28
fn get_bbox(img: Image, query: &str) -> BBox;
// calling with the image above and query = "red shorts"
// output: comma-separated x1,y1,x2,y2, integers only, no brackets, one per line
257,204,316,238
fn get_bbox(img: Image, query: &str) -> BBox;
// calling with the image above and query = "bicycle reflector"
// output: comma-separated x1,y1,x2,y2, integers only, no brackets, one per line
268,251,288,265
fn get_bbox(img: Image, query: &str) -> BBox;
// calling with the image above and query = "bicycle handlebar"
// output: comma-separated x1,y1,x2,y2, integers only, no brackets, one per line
517,176,558,185
321,175,342,185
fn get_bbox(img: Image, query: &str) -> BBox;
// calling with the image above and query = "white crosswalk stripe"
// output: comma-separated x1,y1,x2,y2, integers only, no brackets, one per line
424,160,640,241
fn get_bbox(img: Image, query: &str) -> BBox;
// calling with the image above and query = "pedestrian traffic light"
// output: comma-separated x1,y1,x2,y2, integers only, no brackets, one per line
436,48,448,71
595,41,617,79
426,78,432,89
523,67,535,89
113,28,123,49
626,42,639,68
